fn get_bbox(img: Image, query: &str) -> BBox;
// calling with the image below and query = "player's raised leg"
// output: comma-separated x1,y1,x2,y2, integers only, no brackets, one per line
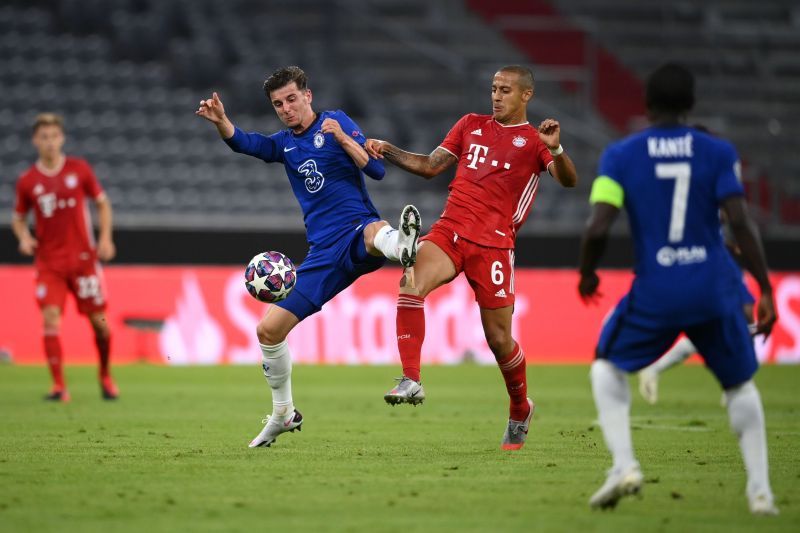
589,359,643,509
638,337,696,404
41,306,69,402
367,204,421,267
385,240,457,405
250,305,303,448
480,306,534,450
88,311,118,400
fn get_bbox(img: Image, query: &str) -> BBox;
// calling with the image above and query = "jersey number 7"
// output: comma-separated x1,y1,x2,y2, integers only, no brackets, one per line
656,162,691,243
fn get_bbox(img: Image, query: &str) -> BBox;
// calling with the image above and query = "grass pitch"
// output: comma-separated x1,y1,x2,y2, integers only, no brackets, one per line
0,364,797,533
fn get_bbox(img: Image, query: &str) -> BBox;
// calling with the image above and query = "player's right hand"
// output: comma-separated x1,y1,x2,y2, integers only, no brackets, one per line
755,290,777,339
365,139,387,159
196,92,226,123
19,236,37,256
578,271,602,305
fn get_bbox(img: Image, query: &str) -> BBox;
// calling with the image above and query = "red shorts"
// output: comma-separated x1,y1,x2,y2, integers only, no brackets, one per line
421,222,515,309
35,258,107,315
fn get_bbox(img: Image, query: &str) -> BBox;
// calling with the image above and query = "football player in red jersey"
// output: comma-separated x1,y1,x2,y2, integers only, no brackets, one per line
366,65,578,449
11,113,119,402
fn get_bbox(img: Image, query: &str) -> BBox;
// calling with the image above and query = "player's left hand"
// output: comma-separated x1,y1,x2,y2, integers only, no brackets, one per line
578,271,602,305
538,118,561,150
755,291,777,339
97,238,116,262
321,118,347,143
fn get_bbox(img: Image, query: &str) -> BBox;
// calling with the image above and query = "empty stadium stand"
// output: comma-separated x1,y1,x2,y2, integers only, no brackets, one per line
0,0,797,237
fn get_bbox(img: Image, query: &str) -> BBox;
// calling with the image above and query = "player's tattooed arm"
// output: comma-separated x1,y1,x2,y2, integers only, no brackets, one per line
365,140,456,179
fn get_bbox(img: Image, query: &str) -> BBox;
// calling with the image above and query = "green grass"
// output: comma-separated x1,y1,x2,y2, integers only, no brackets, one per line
0,364,797,533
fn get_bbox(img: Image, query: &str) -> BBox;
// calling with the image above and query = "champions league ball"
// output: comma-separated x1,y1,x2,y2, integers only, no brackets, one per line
244,251,297,303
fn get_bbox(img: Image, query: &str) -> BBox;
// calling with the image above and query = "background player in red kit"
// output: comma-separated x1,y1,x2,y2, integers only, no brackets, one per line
366,65,578,449
12,113,119,402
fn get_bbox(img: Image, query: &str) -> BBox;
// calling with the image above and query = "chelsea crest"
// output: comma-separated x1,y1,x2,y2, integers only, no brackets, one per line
313,131,325,149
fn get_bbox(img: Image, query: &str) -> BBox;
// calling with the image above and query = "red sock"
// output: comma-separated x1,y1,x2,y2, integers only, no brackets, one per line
95,333,111,378
396,294,425,382
498,342,529,421
43,332,65,390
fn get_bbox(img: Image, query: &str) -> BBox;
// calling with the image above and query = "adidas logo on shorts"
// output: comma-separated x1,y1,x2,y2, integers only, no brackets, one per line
495,288,507,298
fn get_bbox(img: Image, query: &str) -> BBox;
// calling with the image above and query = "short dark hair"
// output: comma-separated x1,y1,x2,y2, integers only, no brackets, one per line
32,112,64,134
263,66,308,97
498,65,534,92
645,63,695,115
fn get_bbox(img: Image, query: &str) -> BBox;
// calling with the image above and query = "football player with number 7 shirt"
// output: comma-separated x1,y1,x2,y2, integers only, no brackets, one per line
12,113,119,402
366,65,578,450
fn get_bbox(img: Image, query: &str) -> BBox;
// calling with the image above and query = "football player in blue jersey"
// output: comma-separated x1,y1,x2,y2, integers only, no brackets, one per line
638,210,758,404
196,66,421,448
578,63,778,514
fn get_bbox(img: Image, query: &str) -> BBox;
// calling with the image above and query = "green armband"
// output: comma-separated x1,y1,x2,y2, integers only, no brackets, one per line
589,176,624,208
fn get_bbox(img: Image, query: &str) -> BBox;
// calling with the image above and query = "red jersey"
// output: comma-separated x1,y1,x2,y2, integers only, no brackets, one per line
437,113,554,248
14,157,105,267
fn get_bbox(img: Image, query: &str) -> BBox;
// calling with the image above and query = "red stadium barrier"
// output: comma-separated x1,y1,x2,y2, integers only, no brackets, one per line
1,266,798,366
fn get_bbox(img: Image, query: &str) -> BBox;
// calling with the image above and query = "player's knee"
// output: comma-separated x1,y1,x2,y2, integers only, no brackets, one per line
42,307,61,331
256,321,285,346
485,330,513,358
363,220,387,252
398,270,430,298
89,313,110,337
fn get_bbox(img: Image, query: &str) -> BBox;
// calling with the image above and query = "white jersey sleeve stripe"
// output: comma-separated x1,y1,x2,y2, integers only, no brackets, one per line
512,174,539,224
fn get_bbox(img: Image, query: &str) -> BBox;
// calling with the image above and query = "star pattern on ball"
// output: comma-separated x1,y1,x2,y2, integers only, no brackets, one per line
246,268,272,297
270,281,292,301
270,257,293,281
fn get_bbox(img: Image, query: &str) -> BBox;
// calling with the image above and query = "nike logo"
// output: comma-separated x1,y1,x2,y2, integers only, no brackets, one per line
284,146,297,152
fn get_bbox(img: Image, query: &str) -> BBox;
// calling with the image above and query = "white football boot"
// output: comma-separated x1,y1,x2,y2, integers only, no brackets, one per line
397,205,421,268
248,409,303,448
501,398,535,450
638,368,659,405
749,493,779,516
384,377,425,406
589,463,644,509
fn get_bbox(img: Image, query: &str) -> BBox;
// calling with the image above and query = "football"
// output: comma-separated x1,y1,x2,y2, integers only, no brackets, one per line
244,251,297,303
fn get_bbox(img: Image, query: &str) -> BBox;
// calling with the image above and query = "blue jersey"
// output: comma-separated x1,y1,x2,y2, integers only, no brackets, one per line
225,110,383,248
596,125,745,325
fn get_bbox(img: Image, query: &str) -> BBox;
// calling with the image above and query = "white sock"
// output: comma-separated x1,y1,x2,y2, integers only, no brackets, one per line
647,337,696,374
373,225,400,261
260,341,294,421
591,359,637,471
725,380,773,500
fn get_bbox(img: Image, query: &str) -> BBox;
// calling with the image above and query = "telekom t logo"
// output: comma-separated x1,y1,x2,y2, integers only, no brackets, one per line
465,143,512,171
466,143,489,169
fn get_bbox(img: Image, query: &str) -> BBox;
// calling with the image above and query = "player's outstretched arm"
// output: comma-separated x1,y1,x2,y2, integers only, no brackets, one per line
538,119,578,188
577,202,619,304
721,196,776,337
365,140,455,179
196,92,235,139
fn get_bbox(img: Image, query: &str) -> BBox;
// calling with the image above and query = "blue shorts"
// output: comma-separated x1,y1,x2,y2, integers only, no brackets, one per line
276,220,386,321
597,293,758,389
